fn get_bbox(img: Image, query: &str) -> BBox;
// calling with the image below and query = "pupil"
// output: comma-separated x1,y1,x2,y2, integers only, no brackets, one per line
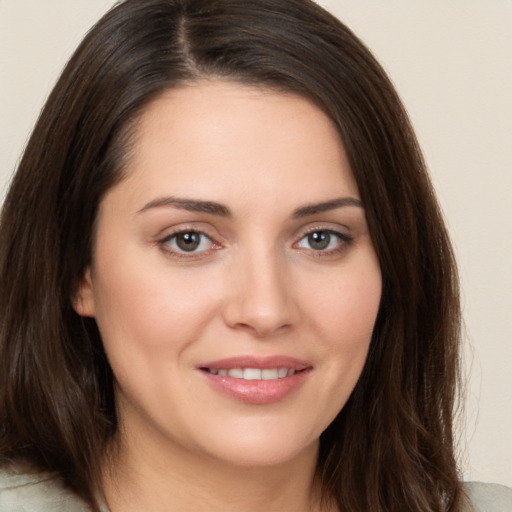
308,231,330,250
177,232,200,251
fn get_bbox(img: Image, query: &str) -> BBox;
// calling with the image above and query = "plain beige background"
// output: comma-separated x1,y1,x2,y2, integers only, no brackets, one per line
1,0,511,487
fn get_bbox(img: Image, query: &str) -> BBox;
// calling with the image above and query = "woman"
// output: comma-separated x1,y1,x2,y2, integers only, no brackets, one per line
0,0,510,511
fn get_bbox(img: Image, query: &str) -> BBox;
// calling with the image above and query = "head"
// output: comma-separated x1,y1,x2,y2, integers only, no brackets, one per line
0,0,461,510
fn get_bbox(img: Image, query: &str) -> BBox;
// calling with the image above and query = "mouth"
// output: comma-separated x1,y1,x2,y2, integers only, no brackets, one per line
198,356,312,404
201,367,301,380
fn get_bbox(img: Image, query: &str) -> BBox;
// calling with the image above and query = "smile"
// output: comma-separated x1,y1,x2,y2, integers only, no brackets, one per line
204,368,296,380
199,356,311,404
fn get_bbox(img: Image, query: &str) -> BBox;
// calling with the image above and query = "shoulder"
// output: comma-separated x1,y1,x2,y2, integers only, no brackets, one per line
463,481,512,511
0,465,90,512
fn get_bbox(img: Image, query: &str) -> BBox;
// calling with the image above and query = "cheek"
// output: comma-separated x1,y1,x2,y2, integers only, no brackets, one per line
90,262,225,412
304,255,381,403
307,262,381,349
90,253,222,360
286,258,381,432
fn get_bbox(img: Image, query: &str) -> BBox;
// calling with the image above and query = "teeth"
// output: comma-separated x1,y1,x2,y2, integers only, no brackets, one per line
243,368,261,380
261,369,278,380
207,367,297,381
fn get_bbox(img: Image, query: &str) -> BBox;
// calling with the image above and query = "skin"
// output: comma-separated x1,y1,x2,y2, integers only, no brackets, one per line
76,80,382,512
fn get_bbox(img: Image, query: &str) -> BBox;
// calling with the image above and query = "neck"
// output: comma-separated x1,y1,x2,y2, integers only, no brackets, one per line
101,426,332,512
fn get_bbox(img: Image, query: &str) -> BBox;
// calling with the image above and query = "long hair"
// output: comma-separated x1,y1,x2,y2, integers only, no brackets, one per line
0,1,462,510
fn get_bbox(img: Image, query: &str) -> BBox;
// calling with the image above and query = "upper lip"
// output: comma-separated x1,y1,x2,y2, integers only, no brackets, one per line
198,355,311,371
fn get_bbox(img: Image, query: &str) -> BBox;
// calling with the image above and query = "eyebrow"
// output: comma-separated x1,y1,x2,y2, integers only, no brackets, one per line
137,197,231,216
292,197,363,218
137,195,363,218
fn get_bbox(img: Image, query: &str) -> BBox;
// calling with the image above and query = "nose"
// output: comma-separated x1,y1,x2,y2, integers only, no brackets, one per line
222,247,299,338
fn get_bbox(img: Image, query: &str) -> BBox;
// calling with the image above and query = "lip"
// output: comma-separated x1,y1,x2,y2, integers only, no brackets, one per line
198,355,312,405
199,355,311,371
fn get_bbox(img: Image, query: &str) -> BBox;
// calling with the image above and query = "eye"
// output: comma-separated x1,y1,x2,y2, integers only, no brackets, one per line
296,229,351,252
161,230,215,254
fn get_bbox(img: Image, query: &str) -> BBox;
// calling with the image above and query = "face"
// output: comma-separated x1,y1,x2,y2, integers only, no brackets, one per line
76,81,381,470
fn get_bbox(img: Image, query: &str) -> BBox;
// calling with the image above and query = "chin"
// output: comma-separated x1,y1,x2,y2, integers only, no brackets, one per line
188,421,320,469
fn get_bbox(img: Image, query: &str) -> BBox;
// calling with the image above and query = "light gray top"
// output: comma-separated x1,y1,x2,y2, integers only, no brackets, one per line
0,467,511,511
0,467,107,512
464,481,512,511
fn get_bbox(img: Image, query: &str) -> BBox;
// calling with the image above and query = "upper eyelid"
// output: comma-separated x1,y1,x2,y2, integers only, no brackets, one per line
157,224,219,241
154,220,353,244
158,230,220,259
160,229,217,246
160,228,209,240
293,224,354,249
156,224,351,241
294,222,351,238
295,229,353,245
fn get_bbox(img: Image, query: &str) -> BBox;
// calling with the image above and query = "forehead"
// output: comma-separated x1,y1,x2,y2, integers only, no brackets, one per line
109,79,359,210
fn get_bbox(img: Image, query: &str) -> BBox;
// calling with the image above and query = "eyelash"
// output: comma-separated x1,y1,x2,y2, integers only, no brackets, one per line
158,229,219,259
294,228,353,257
158,227,353,259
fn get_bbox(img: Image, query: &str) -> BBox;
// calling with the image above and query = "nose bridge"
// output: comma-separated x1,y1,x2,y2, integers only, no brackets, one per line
223,240,296,336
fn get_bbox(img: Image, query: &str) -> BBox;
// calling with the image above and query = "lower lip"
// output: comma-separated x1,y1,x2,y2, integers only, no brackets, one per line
200,369,311,405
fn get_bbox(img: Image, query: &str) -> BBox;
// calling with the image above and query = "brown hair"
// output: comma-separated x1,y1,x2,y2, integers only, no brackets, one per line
0,0,463,510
